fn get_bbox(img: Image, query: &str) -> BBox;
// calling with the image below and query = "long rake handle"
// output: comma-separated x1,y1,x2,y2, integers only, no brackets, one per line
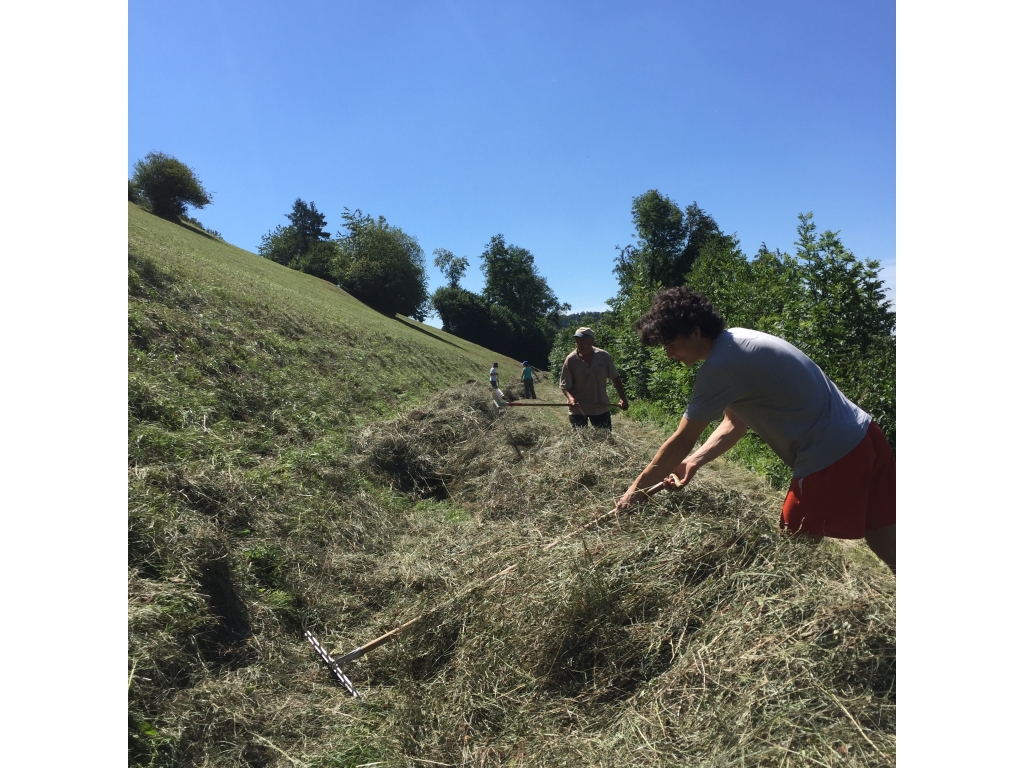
541,481,664,551
505,402,627,408
336,563,520,664
324,482,666,680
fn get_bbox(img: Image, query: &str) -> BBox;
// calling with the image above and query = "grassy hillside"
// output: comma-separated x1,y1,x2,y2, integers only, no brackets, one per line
128,204,895,767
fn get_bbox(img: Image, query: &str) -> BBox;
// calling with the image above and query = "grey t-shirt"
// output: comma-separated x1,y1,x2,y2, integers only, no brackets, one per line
684,329,871,478
560,347,617,416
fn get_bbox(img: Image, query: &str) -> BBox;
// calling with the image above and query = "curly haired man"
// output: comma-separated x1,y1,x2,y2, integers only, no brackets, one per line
617,287,895,573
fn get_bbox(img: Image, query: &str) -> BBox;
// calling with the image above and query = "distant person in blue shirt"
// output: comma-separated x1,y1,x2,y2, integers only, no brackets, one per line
617,287,895,574
521,361,537,399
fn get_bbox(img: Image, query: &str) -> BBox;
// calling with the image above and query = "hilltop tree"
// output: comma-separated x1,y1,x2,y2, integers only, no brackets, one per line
480,235,566,322
478,234,569,366
131,151,212,220
433,248,470,288
614,191,724,291
258,199,337,281
336,209,429,321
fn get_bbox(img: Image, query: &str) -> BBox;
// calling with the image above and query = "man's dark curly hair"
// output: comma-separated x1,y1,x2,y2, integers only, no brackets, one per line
634,286,726,346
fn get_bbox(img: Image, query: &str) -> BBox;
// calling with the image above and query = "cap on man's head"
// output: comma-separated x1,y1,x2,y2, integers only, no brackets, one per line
573,327,595,339
522,360,528,365
493,362,498,366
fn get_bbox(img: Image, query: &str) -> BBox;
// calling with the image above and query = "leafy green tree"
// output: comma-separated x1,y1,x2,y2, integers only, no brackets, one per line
336,209,430,321
431,286,515,347
614,191,724,292
478,234,569,366
480,235,566,322
258,199,336,280
286,198,330,249
792,212,895,360
131,151,212,220
433,248,470,288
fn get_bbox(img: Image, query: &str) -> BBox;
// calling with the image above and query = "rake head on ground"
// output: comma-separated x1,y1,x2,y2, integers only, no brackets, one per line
305,630,362,698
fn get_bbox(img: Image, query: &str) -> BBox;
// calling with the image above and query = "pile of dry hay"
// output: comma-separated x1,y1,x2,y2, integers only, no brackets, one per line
339,384,896,766
131,384,895,767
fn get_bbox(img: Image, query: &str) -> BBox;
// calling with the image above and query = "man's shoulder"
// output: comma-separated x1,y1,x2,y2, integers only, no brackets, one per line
719,328,804,358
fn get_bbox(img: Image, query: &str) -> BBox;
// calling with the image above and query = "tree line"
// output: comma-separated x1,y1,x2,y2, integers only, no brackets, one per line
546,189,896,481
129,154,895,462
256,198,569,366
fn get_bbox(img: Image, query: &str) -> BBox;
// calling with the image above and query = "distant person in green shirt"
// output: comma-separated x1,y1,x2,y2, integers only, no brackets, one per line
521,361,537,399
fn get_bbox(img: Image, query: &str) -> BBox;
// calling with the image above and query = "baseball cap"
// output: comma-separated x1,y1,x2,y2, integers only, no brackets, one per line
573,327,595,339
493,362,498,366
522,360,528,365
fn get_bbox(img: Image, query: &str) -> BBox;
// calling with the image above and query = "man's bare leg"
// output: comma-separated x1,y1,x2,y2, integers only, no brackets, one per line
864,524,896,574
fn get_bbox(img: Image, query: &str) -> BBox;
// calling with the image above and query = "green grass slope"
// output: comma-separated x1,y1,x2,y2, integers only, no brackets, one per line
128,204,895,767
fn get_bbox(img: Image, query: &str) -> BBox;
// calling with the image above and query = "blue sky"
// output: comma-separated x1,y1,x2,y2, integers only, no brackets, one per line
129,0,895,321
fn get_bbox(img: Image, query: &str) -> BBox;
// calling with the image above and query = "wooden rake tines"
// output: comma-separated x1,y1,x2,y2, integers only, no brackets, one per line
307,482,665,698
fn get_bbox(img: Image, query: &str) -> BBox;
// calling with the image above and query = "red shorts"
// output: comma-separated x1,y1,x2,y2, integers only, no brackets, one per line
780,422,896,539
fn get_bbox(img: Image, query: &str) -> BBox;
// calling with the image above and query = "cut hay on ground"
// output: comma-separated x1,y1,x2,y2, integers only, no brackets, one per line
130,385,894,767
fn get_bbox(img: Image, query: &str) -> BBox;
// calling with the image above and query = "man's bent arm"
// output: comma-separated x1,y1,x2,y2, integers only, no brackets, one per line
664,409,748,488
687,408,748,469
619,416,711,507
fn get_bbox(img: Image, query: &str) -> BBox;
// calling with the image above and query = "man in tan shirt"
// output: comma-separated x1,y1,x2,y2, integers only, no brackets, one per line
559,327,629,430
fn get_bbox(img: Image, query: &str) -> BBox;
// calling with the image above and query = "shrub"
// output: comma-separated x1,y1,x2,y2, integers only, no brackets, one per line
131,151,212,220
336,209,429,320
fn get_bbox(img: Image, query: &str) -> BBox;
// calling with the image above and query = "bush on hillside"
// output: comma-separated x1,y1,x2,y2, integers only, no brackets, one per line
258,199,339,281
336,209,429,321
131,151,212,220
431,286,513,347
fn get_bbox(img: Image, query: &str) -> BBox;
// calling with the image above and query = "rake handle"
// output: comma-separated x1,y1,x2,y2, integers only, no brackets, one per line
540,481,665,551
323,483,666,681
503,401,624,407
336,563,521,664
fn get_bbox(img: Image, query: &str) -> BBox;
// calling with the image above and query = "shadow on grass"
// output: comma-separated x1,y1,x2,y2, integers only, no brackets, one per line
177,219,223,242
393,315,464,349
128,252,175,295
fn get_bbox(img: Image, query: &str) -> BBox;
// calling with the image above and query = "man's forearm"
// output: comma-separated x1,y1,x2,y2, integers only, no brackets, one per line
611,376,627,402
686,412,747,471
630,418,707,491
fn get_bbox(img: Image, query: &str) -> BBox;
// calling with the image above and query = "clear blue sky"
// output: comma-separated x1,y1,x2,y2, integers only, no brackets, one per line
129,0,895,321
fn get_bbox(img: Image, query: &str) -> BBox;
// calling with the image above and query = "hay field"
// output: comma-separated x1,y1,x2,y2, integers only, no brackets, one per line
128,205,895,766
